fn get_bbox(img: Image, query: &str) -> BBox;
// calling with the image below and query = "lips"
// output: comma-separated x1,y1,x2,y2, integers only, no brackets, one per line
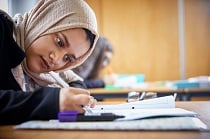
40,56,50,70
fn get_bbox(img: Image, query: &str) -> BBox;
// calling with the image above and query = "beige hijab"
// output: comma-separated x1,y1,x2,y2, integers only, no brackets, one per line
11,0,99,91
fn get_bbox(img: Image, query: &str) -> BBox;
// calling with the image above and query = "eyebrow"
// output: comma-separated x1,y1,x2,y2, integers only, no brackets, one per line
59,32,78,62
60,32,70,47
59,32,90,61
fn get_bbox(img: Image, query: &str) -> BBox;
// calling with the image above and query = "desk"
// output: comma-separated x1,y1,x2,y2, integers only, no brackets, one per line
0,101,210,139
184,88,210,100
89,87,183,101
89,87,210,101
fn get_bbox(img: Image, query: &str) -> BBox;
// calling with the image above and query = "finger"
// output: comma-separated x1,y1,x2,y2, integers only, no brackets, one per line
89,98,97,108
88,96,97,108
73,105,85,113
72,95,96,113
73,94,90,105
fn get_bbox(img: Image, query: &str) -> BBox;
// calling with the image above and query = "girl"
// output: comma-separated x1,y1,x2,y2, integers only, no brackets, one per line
0,0,98,125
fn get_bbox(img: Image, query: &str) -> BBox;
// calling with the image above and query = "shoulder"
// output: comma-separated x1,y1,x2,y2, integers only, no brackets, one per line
0,9,14,23
0,10,25,68
0,10,15,35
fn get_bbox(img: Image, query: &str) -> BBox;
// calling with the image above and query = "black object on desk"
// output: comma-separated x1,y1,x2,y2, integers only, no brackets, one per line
58,111,125,122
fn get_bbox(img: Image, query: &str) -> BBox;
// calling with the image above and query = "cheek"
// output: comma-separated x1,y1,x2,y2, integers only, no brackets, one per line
24,36,53,73
25,45,37,64
26,36,53,56
25,51,40,73
30,35,54,49
75,42,91,57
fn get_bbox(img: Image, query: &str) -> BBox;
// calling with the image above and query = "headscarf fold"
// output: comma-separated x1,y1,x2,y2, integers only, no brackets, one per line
11,0,99,90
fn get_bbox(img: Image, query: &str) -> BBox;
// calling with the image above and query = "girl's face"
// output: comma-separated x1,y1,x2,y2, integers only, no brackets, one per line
25,28,90,73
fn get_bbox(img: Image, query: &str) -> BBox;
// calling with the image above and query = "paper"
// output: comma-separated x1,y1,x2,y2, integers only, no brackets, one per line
87,96,196,121
98,108,197,121
91,95,175,111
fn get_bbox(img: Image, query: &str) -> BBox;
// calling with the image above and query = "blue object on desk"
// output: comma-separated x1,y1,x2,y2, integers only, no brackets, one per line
174,80,199,89
58,111,125,122
118,74,145,83
58,111,78,122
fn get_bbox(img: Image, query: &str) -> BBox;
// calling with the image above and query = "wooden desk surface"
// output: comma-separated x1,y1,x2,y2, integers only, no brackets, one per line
89,86,184,94
0,101,210,139
89,87,210,101
89,87,182,101
89,87,210,94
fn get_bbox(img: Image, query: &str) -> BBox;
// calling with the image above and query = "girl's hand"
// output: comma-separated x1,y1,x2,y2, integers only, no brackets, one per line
59,87,97,113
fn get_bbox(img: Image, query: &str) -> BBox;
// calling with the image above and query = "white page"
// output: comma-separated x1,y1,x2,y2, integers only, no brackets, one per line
91,95,175,111
93,108,197,121
88,96,196,121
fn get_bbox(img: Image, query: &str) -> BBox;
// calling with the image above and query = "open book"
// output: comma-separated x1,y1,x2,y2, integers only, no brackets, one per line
15,96,207,130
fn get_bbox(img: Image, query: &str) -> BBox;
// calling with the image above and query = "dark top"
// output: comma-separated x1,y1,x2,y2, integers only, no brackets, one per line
0,13,86,125
84,79,105,88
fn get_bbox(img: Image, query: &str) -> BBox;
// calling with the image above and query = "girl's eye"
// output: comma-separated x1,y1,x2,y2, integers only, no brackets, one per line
56,36,64,47
63,54,76,63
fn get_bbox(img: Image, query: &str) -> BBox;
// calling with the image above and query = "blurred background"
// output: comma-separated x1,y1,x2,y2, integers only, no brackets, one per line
86,0,210,82
1,0,210,82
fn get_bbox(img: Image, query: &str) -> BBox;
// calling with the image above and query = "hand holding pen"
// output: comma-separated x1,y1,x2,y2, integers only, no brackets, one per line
49,71,96,114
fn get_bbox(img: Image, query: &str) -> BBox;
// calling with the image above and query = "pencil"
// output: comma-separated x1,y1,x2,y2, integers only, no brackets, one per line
49,71,94,114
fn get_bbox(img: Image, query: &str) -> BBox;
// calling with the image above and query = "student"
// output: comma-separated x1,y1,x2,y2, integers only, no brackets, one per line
73,36,113,88
0,0,99,125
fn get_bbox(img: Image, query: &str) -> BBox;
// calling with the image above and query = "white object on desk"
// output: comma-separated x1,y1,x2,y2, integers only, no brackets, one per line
92,95,175,110
89,96,197,121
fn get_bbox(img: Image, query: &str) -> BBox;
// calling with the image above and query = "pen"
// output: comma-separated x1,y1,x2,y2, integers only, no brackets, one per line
49,71,94,114
58,111,125,122
49,71,69,87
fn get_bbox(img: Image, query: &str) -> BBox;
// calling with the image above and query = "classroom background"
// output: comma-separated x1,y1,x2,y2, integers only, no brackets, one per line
86,0,210,82
1,1,210,137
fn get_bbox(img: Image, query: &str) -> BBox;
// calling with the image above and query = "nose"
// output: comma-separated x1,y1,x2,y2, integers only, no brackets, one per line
49,51,66,68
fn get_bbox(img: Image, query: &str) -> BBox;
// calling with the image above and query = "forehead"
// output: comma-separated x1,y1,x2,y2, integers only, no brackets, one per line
61,28,90,58
62,28,86,42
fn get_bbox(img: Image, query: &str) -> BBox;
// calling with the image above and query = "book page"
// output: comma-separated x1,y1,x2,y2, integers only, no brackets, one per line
95,108,197,121
91,95,175,111
88,96,196,121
